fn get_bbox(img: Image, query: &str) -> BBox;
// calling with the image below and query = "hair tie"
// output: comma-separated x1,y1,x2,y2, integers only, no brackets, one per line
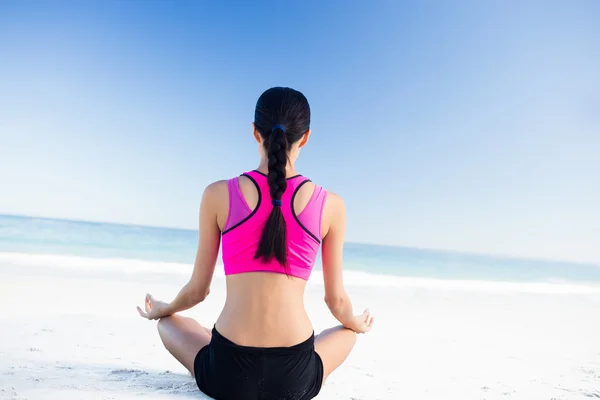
271,124,286,133
271,199,282,207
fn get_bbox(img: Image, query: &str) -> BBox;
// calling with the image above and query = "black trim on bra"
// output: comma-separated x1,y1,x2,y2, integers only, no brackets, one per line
252,170,302,180
291,179,321,244
222,173,261,235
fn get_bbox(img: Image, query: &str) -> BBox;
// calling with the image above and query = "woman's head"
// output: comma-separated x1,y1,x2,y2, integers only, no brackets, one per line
253,86,311,164
252,87,311,268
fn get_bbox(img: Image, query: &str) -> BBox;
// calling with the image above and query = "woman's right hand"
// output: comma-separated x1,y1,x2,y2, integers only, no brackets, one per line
347,309,374,333
136,293,172,320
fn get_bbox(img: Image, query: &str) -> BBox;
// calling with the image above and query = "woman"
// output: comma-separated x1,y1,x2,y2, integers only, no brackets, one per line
137,87,374,399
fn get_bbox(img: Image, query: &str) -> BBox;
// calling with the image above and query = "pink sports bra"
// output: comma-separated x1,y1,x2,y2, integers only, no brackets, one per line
221,170,327,280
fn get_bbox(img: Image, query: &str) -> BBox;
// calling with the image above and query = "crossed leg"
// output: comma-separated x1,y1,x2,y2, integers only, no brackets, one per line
156,316,357,385
156,314,212,377
314,325,357,384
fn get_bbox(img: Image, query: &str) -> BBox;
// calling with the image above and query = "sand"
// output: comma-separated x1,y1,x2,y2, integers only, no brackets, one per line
1,252,600,399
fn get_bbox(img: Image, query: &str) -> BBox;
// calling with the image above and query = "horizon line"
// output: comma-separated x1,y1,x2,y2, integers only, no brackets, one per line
1,212,598,267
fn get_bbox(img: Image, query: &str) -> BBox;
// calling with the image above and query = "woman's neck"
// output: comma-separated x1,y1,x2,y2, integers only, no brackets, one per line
256,159,298,177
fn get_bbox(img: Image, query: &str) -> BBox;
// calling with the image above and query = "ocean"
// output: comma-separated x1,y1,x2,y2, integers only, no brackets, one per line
1,213,599,288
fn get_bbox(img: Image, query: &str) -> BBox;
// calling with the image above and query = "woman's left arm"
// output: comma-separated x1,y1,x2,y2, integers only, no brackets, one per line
138,181,224,320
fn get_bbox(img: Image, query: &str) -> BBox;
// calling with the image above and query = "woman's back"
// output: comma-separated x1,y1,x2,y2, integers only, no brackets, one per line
138,86,372,400
214,169,327,347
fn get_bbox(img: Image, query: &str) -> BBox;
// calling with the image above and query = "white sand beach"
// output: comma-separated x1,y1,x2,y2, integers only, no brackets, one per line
1,252,600,399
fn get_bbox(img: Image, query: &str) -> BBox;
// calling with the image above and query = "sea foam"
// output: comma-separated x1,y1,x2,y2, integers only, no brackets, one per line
2,251,600,295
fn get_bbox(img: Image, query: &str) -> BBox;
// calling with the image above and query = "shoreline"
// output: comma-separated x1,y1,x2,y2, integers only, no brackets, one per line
2,251,600,295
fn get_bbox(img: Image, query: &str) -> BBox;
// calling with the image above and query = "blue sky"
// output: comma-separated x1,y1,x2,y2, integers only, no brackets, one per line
1,0,599,263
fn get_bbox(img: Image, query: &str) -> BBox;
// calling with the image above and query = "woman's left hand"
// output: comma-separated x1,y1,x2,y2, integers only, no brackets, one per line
137,293,171,320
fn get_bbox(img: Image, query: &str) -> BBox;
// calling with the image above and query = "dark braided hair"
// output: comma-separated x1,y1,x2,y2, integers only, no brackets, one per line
253,87,311,267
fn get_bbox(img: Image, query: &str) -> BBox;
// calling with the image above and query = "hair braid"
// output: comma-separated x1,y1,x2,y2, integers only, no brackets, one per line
254,127,289,267
267,130,288,200
252,87,311,269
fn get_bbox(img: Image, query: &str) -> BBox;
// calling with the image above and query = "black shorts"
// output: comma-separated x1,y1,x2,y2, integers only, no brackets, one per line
194,327,324,400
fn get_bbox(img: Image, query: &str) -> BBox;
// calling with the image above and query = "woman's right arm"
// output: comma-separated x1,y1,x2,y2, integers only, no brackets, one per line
321,193,373,333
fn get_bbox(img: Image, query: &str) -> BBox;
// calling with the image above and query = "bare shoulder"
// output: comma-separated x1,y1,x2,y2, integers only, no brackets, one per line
204,179,228,195
323,190,346,214
321,190,346,238
200,180,229,230
202,180,228,205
